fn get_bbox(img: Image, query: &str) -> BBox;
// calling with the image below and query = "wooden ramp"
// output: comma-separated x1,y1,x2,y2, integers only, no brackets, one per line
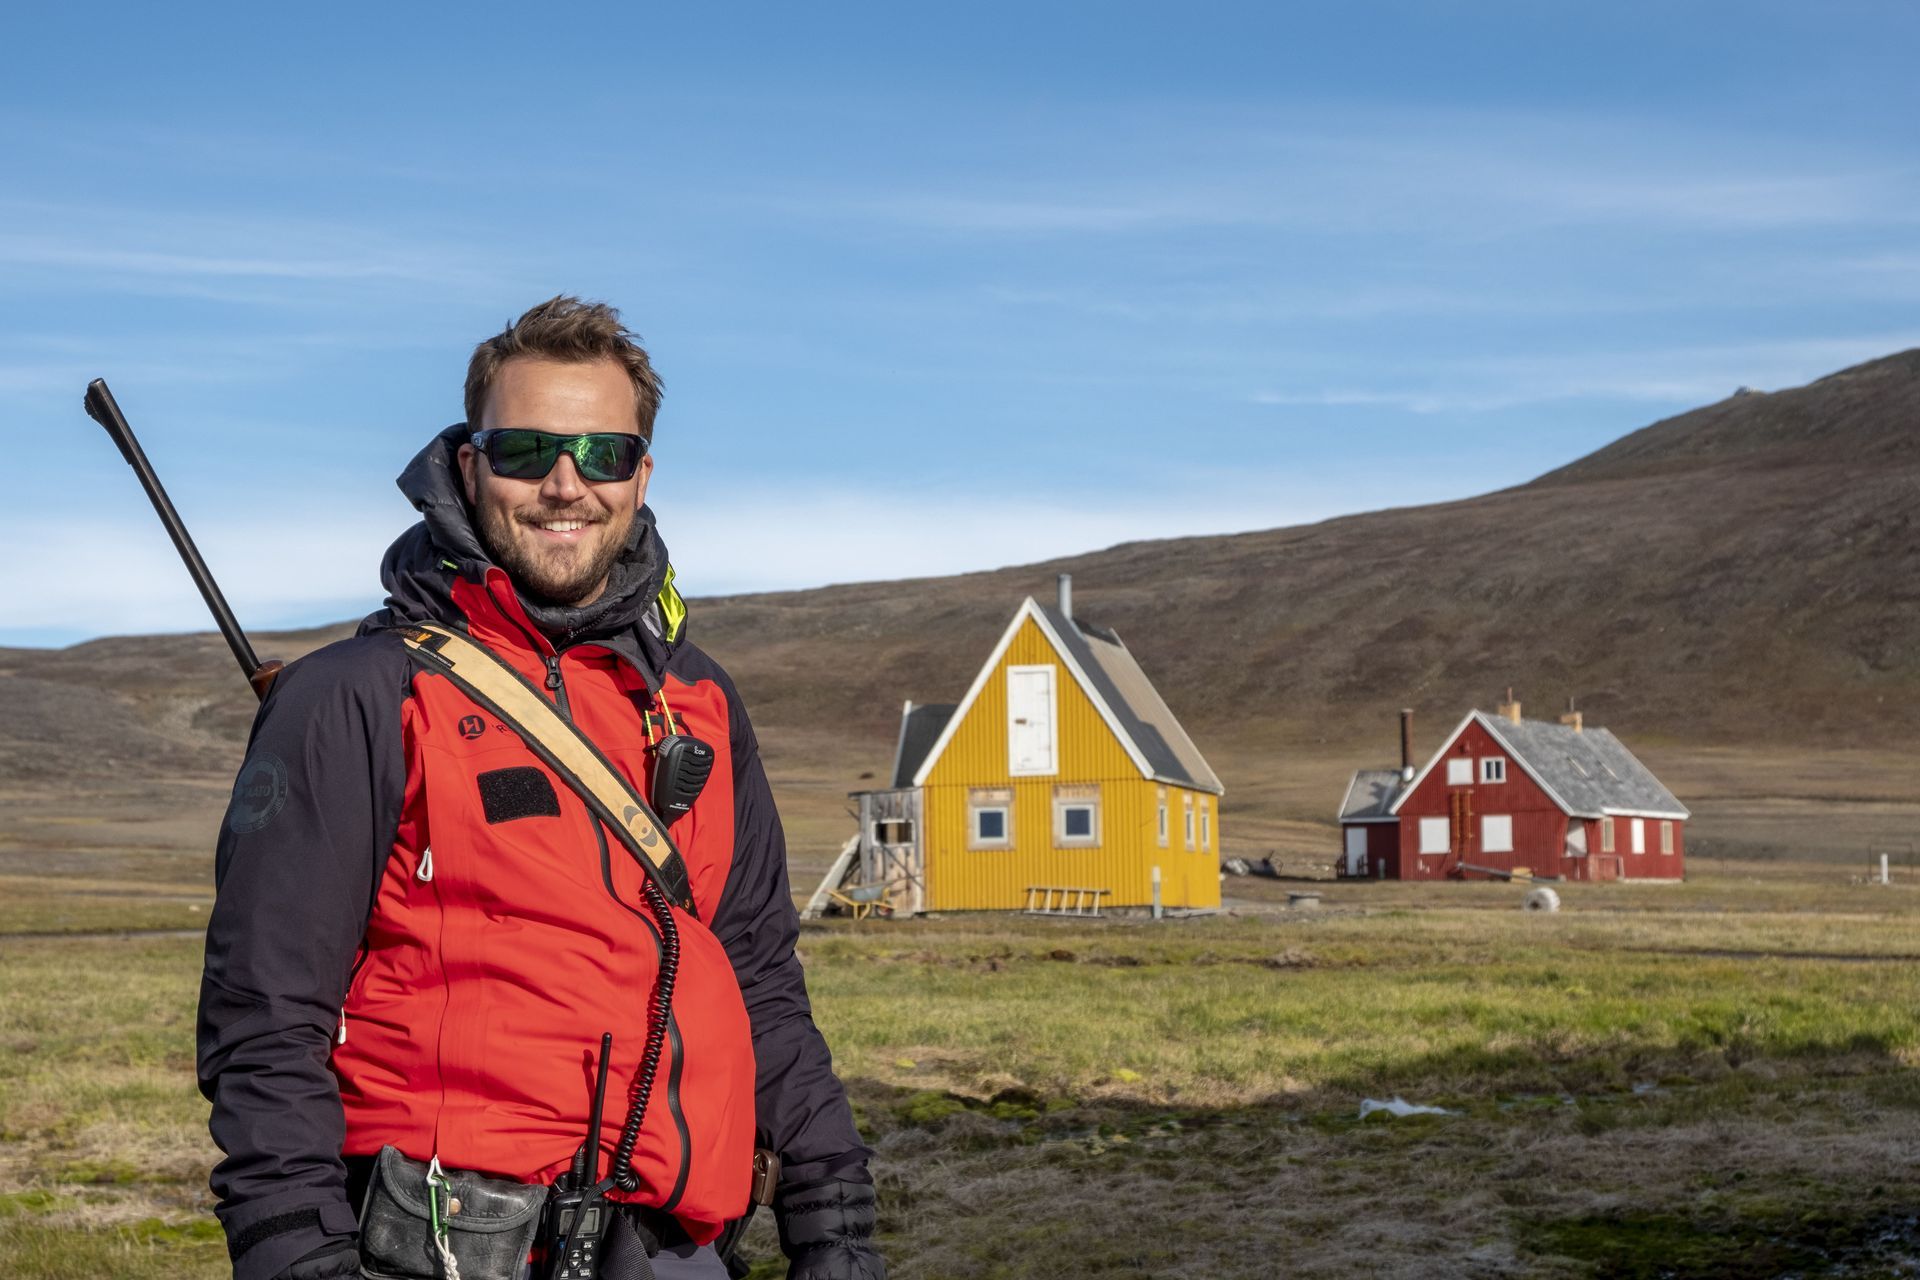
801,834,862,920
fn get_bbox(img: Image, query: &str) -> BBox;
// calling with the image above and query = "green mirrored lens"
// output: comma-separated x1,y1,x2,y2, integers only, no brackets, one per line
480,430,642,480
492,431,558,478
570,434,627,481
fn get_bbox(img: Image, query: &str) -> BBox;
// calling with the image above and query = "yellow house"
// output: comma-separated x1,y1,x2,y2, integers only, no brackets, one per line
827,577,1224,914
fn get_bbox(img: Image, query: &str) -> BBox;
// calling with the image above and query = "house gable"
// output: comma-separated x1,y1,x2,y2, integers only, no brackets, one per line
1388,711,1686,821
912,597,1155,787
1387,712,1482,816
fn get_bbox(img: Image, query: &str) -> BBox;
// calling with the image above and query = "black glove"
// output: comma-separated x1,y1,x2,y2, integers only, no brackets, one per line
277,1238,361,1280
774,1177,886,1280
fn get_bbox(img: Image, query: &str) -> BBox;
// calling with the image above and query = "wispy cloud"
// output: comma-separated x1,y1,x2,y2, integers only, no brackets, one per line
654,482,1379,595
0,497,413,642
2,480,1348,644
0,200,498,295
0,235,444,283
1252,331,1920,416
782,102,1919,241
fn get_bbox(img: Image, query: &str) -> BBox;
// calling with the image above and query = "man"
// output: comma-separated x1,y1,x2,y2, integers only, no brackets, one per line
198,297,885,1280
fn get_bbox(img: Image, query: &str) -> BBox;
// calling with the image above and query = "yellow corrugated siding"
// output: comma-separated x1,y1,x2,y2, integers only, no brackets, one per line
921,617,1221,911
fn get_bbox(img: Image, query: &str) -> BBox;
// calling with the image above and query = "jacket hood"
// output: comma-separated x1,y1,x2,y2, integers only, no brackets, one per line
367,424,677,672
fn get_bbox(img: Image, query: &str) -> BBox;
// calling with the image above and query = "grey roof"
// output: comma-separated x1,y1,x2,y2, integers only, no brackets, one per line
1340,769,1407,821
891,703,956,788
1478,714,1689,819
1035,604,1224,795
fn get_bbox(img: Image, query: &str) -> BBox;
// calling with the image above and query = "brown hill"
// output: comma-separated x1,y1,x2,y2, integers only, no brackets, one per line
695,348,1920,751
3,349,1915,865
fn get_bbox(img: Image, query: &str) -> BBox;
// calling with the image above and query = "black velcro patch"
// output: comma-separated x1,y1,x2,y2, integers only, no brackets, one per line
477,767,562,824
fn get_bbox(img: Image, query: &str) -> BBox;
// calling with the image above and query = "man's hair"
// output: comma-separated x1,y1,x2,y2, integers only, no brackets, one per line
465,295,665,438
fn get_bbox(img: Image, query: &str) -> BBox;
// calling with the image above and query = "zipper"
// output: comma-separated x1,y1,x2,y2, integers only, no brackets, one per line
336,941,374,1046
337,947,366,1045
544,653,572,719
476,580,689,1194
483,573,569,717
595,821,694,1206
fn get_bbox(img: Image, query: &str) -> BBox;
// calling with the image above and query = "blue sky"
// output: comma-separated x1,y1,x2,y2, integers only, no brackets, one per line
4,1,1916,646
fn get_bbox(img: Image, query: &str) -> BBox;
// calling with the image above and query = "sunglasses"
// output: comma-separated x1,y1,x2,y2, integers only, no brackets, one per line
469,428,649,482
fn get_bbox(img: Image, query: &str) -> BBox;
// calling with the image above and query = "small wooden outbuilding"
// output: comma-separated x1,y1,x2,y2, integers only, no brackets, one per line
822,576,1224,914
1339,699,1688,882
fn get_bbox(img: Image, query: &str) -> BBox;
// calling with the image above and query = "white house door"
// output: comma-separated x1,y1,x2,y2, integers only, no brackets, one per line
1343,827,1368,877
1007,665,1057,775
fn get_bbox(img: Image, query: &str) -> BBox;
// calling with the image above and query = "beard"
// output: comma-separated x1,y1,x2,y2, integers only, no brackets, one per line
472,486,636,607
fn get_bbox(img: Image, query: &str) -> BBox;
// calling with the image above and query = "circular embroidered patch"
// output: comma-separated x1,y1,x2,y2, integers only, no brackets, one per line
229,752,290,834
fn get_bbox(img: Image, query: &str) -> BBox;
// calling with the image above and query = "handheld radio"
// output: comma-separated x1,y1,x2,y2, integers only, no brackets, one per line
650,734,714,823
544,1033,615,1280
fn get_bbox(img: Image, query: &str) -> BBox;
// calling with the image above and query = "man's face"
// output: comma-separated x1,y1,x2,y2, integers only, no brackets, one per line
457,356,654,607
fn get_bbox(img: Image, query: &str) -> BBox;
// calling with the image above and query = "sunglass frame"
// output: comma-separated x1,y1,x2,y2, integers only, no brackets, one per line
470,428,650,482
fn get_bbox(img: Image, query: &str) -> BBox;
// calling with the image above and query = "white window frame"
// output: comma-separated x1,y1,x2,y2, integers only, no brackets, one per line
1480,757,1507,784
1183,794,1195,850
1446,758,1473,786
1419,816,1450,854
1200,799,1212,852
1157,788,1169,848
1052,785,1101,849
1006,664,1058,777
967,788,1014,850
1630,818,1646,855
973,807,1010,845
1482,814,1513,853
1660,820,1673,855
1600,817,1615,853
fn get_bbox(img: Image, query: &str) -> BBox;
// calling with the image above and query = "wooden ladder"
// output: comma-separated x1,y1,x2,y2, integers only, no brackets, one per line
1024,886,1111,917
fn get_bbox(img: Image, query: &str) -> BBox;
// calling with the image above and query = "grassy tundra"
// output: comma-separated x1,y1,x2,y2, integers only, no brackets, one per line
3,863,1918,1279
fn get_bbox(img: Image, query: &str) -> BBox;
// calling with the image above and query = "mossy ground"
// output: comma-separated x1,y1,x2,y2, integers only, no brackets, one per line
4,862,1919,1277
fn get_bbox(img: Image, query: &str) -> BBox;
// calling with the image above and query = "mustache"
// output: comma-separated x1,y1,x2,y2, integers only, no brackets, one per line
512,504,607,525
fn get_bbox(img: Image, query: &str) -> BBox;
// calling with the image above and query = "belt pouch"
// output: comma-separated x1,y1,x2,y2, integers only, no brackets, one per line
358,1145,549,1280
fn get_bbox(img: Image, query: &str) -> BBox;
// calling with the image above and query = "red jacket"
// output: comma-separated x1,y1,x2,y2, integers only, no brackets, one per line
333,568,755,1222
198,426,869,1280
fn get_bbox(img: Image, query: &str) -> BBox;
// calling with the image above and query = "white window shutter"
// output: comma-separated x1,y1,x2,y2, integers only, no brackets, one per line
1006,666,1057,775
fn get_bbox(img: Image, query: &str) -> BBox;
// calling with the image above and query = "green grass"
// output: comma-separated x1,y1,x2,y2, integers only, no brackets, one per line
0,1216,226,1280
802,908,1920,1107
4,864,1919,1277
0,875,211,935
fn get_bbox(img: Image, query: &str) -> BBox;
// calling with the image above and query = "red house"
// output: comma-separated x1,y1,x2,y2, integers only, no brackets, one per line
1338,700,1688,882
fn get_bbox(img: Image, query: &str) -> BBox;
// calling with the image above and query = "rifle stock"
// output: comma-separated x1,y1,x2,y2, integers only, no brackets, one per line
84,378,282,700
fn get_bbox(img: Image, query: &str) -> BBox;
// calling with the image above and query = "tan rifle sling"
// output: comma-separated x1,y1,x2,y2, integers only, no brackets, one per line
395,622,697,915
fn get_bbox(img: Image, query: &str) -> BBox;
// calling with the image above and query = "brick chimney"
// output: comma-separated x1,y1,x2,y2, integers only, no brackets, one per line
1399,709,1414,780
1496,686,1523,724
1559,696,1583,733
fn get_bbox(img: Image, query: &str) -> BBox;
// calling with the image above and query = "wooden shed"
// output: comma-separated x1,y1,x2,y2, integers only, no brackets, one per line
1338,700,1688,883
828,577,1224,914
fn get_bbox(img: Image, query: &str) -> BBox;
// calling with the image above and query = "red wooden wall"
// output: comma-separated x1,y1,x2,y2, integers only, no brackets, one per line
1340,717,1687,882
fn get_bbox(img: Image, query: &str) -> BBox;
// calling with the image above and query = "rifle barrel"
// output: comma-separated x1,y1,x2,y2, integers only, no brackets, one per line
84,378,269,692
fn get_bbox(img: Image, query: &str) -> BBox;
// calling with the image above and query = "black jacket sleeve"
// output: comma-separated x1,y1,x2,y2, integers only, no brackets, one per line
703,661,873,1188
197,636,411,1280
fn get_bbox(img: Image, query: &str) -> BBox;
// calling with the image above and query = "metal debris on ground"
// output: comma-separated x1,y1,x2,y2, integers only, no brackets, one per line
1359,1097,1457,1119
